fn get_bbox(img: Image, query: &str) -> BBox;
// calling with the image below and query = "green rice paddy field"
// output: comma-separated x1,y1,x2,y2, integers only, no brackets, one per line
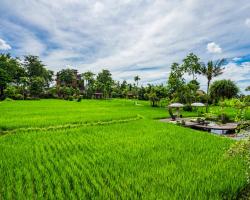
0,99,249,199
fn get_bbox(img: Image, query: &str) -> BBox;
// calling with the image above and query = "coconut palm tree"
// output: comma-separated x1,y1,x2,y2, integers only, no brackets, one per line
134,75,140,87
201,59,225,112
134,75,140,100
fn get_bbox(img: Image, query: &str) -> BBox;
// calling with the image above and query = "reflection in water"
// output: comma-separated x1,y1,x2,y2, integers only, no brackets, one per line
211,129,228,134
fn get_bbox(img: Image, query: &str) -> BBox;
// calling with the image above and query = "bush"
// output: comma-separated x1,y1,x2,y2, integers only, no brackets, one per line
183,105,193,112
14,94,24,100
77,95,83,102
4,97,13,101
68,96,74,101
203,112,218,121
26,97,40,100
159,98,169,107
218,113,230,124
4,86,17,99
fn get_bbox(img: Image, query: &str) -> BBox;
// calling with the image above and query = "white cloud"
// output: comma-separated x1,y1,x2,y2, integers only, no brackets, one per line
196,61,250,94
206,42,222,54
232,57,241,62
0,38,11,50
245,18,250,27
0,0,250,91
93,2,105,16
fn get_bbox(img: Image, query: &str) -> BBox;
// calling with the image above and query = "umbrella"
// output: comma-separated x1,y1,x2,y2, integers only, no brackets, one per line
168,103,184,108
191,102,205,107
191,102,205,117
168,103,184,119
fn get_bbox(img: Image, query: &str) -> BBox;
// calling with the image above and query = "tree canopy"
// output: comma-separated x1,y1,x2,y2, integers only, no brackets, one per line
210,79,239,102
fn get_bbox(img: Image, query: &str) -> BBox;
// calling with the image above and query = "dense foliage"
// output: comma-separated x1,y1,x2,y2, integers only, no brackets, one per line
210,80,239,102
0,53,248,109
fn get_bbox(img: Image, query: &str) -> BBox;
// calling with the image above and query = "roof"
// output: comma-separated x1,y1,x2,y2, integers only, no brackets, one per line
191,102,205,107
168,103,184,108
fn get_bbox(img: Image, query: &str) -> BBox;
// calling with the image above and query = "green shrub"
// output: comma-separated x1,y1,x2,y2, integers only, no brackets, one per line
203,112,218,121
159,98,169,107
26,97,40,100
218,113,230,124
68,96,74,101
14,94,24,100
4,86,17,99
183,105,193,112
77,95,82,102
3,97,13,101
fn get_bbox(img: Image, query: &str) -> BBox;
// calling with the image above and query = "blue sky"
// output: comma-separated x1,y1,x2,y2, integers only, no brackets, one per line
0,0,250,93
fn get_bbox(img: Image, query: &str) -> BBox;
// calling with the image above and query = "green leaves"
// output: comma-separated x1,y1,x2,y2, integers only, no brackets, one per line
182,53,201,80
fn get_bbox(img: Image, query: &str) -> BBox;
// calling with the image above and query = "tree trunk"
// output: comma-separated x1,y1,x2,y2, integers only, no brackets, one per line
206,80,210,113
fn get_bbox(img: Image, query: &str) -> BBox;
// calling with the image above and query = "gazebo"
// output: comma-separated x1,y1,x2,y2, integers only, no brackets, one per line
191,102,205,116
168,103,184,120
191,102,205,107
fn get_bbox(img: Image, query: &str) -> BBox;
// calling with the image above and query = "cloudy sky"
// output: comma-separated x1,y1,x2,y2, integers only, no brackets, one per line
0,0,250,93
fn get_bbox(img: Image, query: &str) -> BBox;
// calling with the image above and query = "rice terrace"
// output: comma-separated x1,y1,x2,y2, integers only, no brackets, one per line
1,1,250,200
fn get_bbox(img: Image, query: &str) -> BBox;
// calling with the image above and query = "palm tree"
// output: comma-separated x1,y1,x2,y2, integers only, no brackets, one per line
201,59,225,112
134,75,140,100
134,75,140,87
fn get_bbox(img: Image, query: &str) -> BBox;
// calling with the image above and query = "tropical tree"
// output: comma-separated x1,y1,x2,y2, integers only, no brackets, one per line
0,53,25,98
134,75,140,99
182,53,201,80
96,69,113,98
20,77,29,99
23,55,53,87
82,71,95,88
210,79,239,102
246,86,250,91
184,80,200,104
82,71,95,98
0,68,10,98
56,69,76,87
134,75,140,87
167,62,185,101
29,77,45,97
200,59,225,112
148,90,159,107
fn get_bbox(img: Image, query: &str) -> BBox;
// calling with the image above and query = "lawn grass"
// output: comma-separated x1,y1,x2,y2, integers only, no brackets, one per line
0,99,247,199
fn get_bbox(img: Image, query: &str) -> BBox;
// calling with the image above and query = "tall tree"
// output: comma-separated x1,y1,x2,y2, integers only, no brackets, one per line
23,55,53,87
29,77,45,97
134,75,140,87
82,71,95,89
0,54,24,98
20,77,29,99
0,68,10,98
56,69,76,87
200,59,225,112
167,62,185,101
82,71,95,98
134,75,140,99
182,53,201,80
96,69,113,98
